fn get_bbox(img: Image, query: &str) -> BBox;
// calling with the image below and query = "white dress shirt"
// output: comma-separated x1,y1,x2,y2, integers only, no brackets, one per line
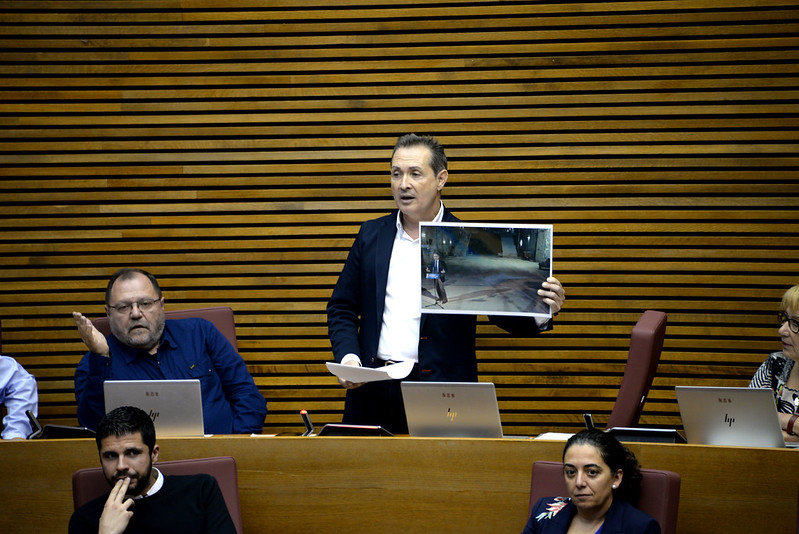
134,467,164,500
342,203,444,366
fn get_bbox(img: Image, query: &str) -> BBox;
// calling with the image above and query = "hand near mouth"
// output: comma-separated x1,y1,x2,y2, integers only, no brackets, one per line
100,477,135,534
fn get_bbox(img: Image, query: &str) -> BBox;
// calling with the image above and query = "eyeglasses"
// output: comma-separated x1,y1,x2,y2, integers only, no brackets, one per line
778,312,799,334
108,298,162,315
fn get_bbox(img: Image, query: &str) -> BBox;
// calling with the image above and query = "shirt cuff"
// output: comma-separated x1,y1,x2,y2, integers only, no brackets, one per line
340,353,362,366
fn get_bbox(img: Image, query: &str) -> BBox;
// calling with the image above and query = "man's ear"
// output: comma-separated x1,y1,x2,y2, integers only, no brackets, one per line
437,169,448,191
151,443,160,464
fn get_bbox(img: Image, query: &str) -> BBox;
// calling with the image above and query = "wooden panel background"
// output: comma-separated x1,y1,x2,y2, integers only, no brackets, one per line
0,0,797,435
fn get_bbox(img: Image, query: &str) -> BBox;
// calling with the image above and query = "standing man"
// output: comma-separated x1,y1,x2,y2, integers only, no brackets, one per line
425,252,448,304
69,405,236,534
73,268,267,434
327,134,565,433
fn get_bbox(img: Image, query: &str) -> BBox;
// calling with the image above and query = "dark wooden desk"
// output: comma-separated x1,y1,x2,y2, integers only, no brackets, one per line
1,436,796,533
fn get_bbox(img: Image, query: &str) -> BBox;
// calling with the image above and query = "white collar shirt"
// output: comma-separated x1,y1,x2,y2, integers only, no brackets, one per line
376,203,445,363
133,466,164,500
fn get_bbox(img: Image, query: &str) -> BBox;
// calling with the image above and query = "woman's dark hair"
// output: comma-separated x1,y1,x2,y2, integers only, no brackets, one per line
564,429,643,504
96,405,157,455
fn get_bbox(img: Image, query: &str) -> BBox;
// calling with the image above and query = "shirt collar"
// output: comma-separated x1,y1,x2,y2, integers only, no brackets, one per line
394,202,445,240
133,467,163,500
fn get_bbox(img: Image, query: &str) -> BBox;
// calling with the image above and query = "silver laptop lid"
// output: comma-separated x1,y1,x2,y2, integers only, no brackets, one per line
401,381,503,438
675,386,788,448
103,379,204,437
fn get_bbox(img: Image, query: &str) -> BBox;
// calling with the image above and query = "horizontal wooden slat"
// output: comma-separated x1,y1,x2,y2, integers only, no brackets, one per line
1,0,797,435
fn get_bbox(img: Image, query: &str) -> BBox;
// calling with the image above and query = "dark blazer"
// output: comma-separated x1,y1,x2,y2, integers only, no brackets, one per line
522,497,661,534
327,208,550,382
426,258,447,282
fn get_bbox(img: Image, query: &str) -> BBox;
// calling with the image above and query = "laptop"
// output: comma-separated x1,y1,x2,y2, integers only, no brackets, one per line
401,381,504,438
675,385,799,448
104,379,205,437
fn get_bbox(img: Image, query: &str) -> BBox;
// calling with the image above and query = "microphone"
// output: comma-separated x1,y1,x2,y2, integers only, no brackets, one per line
583,413,595,431
300,410,314,436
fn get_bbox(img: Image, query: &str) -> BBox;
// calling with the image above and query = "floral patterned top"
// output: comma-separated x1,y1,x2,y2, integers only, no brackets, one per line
750,351,799,414
534,497,569,522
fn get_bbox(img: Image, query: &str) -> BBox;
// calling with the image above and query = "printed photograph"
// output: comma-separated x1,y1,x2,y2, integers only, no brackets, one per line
419,222,553,318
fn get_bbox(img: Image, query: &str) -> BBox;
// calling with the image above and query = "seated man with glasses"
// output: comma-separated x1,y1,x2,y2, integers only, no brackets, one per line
73,268,267,434
750,283,799,443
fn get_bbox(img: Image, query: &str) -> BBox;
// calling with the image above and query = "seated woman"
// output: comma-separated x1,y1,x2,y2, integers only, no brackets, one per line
522,429,660,534
750,283,799,443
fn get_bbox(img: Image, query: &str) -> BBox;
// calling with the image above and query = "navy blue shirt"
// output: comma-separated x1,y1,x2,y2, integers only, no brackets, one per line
75,318,267,434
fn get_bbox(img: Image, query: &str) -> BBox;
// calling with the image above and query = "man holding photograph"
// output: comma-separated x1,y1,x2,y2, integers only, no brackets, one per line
326,133,565,434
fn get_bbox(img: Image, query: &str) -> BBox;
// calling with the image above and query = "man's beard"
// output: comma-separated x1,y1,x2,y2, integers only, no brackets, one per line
108,462,154,497
111,317,165,352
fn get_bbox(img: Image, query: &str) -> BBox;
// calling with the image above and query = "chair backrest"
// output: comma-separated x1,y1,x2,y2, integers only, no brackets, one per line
72,455,243,534
606,310,667,429
92,306,238,351
528,460,680,534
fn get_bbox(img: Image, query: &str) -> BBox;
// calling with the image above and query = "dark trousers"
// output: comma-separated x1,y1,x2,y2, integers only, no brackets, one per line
433,278,448,302
342,364,420,434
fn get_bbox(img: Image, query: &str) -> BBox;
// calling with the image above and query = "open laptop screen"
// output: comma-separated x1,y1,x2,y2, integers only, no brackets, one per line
401,381,504,438
675,386,795,448
104,379,205,437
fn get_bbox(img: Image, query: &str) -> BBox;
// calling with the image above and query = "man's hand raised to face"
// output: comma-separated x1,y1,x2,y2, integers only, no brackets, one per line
98,477,135,534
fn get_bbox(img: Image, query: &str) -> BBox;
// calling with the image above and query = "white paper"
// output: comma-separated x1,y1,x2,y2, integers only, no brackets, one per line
326,361,414,383
533,432,574,441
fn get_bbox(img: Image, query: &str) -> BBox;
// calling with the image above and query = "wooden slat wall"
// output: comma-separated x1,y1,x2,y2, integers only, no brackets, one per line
1,0,797,435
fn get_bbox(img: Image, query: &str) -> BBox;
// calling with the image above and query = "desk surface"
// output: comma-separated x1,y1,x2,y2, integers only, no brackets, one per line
1,436,796,533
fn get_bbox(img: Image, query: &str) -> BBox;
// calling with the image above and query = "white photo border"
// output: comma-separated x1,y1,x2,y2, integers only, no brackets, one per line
419,221,553,318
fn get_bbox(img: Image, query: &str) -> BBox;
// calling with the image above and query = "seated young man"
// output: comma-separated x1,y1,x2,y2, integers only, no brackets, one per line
69,405,236,534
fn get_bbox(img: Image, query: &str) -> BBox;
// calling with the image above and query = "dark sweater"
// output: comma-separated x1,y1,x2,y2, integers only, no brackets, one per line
68,474,236,534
